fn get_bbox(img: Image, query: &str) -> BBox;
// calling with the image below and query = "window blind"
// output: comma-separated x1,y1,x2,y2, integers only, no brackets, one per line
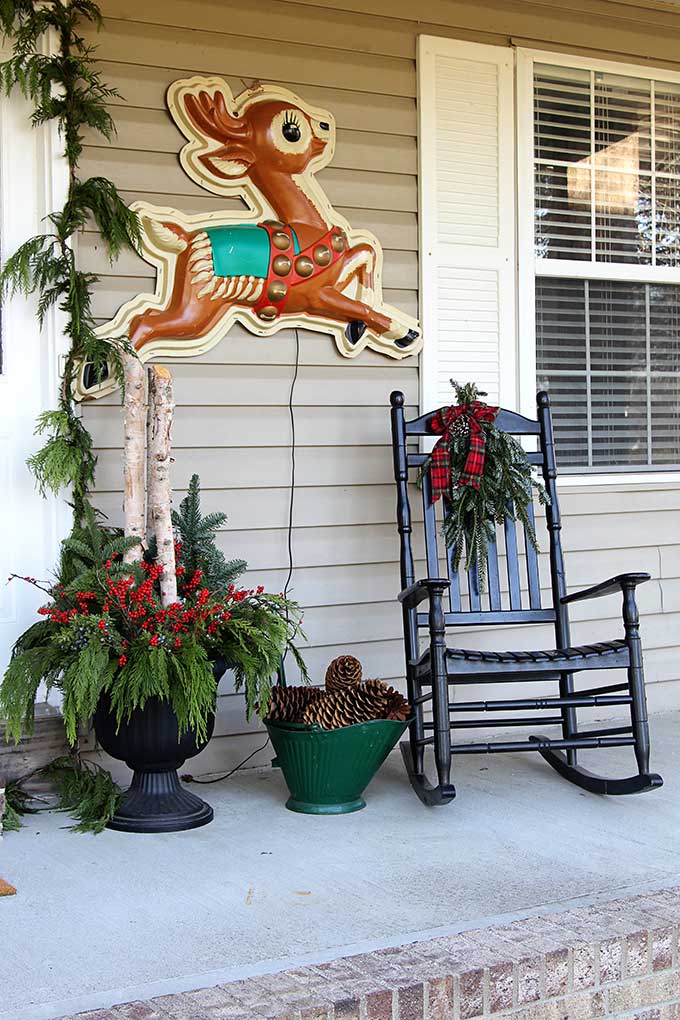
533,56,680,472
536,277,680,469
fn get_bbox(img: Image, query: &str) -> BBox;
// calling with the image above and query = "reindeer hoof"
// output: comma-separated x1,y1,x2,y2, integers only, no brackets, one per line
395,329,419,349
345,320,367,346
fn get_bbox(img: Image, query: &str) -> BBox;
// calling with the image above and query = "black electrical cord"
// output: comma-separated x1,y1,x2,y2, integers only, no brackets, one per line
184,330,301,785
283,327,300,605
182,736,271,785
280,328,300,674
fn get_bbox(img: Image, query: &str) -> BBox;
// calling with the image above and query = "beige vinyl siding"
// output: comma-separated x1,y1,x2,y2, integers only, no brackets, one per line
81,0,680,770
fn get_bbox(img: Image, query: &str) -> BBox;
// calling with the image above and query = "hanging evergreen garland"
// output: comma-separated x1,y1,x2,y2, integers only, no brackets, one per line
421,381,549,589
0,1,139,835
0,0,140,518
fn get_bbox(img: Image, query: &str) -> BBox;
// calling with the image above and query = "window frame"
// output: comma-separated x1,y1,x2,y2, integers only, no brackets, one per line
517,46,680,485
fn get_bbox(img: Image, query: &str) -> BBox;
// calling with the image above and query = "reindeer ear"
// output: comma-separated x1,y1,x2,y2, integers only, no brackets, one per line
199,143,255,179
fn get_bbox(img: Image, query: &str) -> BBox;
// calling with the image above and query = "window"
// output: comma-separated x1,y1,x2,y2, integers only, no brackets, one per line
532,62,680,471
418,38,680,477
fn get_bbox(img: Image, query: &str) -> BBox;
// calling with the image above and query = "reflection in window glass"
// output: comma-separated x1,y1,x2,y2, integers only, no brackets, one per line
534,64,680,265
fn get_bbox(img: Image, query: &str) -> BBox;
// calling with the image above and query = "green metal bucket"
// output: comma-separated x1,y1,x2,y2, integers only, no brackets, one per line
265,716,411,814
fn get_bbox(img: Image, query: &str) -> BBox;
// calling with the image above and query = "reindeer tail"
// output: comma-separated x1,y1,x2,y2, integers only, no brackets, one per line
142,215,191,254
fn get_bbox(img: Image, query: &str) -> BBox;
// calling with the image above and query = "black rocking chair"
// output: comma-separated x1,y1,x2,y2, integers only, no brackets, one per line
390,389,663,806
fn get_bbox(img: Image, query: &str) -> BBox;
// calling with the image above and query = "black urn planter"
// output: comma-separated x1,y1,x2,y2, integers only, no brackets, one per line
93,658,224,833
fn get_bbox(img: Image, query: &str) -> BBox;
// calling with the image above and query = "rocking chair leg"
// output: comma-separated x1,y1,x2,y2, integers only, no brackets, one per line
623,584,652,776
400,740,456,806
403,584,456,807
558,670,578,766
403,607,425,776
431,588,451,795
532,591,664,795
409,676,426,777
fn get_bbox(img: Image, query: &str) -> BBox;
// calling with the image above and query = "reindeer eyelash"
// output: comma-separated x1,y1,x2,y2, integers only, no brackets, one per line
282,112,300,129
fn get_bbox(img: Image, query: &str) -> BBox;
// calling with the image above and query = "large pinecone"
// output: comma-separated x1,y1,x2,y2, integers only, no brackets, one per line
325,654,362,694
267,685,324,723
301,680,411,730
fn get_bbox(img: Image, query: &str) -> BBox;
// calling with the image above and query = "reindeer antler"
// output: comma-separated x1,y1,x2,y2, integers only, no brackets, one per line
184,89,250,142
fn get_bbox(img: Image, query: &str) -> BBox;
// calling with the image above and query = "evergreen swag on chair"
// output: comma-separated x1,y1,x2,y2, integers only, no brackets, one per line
390,388,663,806
420,381,548,589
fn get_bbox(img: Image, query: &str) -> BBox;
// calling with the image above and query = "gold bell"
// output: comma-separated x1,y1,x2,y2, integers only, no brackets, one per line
295,255,314,278
330,232,346,252
267,280,288,302
272,254,292,276
313,244,331,266
263,219,285,230
258,305,278,321
272,231,291,251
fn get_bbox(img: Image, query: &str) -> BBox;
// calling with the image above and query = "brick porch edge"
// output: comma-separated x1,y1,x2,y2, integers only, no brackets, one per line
63,886,680,1020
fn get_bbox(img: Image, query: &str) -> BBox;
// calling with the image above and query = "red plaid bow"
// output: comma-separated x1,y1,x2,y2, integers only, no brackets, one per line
429,401,499,501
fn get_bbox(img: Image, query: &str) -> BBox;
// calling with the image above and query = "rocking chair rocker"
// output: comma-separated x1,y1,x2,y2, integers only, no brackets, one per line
390,390,663,806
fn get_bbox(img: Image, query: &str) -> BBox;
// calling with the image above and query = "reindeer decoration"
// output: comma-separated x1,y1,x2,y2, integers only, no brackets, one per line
76,76,421,398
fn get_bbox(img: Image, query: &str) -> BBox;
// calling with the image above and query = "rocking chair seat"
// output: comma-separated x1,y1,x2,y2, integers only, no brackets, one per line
444,632,632,673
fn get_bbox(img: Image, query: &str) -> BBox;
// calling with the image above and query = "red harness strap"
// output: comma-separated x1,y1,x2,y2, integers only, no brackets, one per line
253,221,347,321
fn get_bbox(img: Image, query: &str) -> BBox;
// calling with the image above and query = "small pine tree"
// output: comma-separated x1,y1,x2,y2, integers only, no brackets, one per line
171,475,246,593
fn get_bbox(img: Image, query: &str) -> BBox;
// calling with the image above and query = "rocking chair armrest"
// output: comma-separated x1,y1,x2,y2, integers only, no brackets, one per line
398,578,450,610
560,572,651,605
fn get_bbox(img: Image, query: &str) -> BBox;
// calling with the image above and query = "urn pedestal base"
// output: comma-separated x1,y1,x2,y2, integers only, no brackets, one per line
93,658,224,834
108,768,213,833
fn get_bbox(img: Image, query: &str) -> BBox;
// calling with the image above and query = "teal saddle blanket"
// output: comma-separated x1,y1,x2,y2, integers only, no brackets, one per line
205,224,301,278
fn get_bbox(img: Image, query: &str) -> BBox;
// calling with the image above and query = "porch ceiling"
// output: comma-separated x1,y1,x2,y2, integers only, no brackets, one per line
3,712,680,1020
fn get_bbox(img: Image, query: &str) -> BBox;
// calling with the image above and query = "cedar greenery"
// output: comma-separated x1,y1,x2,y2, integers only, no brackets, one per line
0,0,140,516
0,500,222,746
2,776,37,831
1,484,308,744
0,502,141,744
40,755,122,833
424,381,548,590
1,756,123,834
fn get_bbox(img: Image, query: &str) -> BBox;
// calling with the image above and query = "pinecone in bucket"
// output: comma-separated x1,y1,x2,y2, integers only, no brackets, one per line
267,685,323,723
362,679,411,723
325,654,362,694
301,680,411,730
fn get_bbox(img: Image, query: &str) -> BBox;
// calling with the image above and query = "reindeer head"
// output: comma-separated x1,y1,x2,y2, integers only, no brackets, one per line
168,77,335,196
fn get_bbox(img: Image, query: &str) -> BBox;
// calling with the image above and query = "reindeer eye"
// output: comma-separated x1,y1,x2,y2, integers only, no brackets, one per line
282,112,301,143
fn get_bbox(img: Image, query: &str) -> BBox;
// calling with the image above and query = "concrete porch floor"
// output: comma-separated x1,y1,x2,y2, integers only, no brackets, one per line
2,712,680,1020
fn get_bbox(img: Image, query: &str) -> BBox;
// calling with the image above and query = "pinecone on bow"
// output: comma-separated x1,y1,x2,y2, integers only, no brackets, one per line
325,654,363,693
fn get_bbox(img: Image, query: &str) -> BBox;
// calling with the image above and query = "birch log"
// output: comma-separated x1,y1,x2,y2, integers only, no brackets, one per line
145,381,155,547
147,365,178,607
122,353,146,564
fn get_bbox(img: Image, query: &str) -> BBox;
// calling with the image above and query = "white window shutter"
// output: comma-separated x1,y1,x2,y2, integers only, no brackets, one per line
418,37,516,412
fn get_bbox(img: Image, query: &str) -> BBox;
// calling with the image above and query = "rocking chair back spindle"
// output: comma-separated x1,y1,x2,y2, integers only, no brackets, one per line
390,389,663,806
